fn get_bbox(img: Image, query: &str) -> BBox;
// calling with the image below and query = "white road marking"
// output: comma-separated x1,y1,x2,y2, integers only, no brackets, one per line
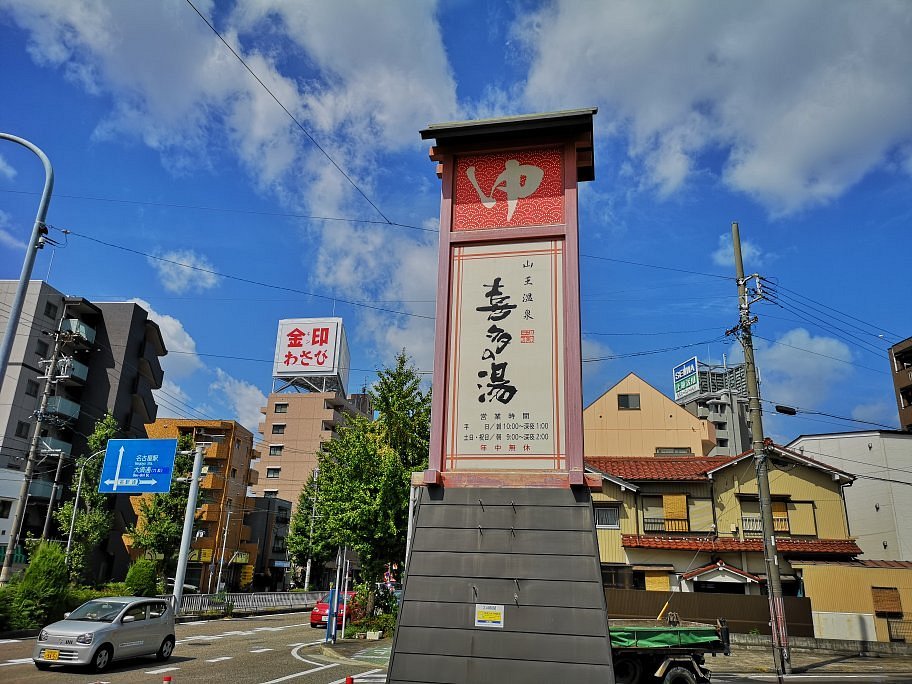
146,666,180,674
181,620,208,625
0,658,35,667
327,670,385,684
259,662,338,684
205,656,234,662
250,648,274,653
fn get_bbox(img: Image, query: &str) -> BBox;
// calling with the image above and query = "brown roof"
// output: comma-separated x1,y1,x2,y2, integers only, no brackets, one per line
622,534,862,556
586,456,736,481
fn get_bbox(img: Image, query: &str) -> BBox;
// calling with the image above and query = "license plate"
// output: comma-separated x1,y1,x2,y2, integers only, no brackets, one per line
42,649,60,660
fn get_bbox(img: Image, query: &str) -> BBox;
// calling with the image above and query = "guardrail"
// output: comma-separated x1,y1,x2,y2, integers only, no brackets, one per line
168,591,324,617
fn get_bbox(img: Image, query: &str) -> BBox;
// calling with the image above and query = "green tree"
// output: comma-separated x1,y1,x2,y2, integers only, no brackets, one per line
288,352,430,583
370,350,431,470
53,414,118,582
127,433,195,576
11,541,69,629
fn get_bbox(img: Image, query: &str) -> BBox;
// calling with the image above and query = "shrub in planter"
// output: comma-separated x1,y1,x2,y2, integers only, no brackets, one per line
125,559,158,596
10,542,68,629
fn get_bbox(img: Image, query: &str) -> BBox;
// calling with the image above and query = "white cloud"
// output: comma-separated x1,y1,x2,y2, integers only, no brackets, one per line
209,368,267,434
852,401,898,429
516,1,912,214
148,249,220,294
0,210,27,250
152,378,192,419
711,233,767,269
131,298,204,379
0,154,16,181
755,328,852,409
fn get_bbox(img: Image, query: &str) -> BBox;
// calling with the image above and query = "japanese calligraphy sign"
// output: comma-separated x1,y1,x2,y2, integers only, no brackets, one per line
452,147,564,231
444,240,566,470
272,318,350,391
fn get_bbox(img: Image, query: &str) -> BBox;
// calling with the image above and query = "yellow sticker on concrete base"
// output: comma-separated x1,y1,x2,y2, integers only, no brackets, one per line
474,603,504,628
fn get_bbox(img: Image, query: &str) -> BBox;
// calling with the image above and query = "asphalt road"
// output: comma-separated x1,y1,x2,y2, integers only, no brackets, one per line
0,612,387,684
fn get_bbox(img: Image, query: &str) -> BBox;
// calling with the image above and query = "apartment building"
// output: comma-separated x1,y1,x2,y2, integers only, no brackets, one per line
252,391,371,515
889,336,912,431
0,280,165,578
142,419,259,592
245,495,292,591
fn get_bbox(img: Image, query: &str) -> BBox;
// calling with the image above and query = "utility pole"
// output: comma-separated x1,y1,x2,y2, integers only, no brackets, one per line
41,323,76,540
0,327,64,584
173,443,205,611
303,468,319,590
729,221,791,678
216,508,232,593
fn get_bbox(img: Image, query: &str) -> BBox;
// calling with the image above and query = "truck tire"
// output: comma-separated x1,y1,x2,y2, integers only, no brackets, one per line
613,656,643,684
662,665,697,684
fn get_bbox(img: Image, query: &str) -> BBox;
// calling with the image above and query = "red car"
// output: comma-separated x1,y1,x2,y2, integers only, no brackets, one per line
310,591,356,628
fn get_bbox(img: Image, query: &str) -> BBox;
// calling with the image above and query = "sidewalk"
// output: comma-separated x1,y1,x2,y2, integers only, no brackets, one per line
321,638,912,676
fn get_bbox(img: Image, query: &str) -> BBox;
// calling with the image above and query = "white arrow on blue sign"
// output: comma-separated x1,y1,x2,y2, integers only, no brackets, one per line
98,439,178,494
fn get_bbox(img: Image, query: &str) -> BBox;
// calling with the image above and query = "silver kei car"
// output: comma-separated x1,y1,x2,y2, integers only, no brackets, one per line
33,596,175,672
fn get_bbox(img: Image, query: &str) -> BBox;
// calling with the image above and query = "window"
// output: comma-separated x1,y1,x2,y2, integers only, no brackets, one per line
272,536,287,553
269,445,283,456
44,301,58,320
35,339,49,358
266,468,281,479
0,500,11,518
594,505,620,529
124,604,147,622
230,467,238,479
717,438,729,448
264,489,278,498
274,403,288,414
617,393,640,410
872,587,902,617
25,379,39,397
15,421,30,438
271,424,286,435
655,447,692,455
713,421,727,431
148,602,167,619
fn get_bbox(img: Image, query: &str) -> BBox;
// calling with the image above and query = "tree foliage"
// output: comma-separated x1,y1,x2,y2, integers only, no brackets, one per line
53,414,118,582
127,433,195,576
11,542,69,629
125,558,158,596
288,351,430,584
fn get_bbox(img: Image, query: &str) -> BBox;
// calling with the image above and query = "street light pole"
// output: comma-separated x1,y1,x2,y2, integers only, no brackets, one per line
173,444,205,612
0,132,54,396
215,508,232,593
65,449,104,568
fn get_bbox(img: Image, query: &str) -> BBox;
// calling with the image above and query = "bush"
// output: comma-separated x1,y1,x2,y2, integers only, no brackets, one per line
10,542,69,629
125,559,158,596
0,583,15,632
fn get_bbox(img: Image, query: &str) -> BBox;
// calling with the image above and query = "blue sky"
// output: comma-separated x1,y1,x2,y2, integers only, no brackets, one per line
1,1,909,451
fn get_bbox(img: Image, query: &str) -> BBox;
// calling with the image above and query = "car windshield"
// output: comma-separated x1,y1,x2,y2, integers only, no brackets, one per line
66,600,129,622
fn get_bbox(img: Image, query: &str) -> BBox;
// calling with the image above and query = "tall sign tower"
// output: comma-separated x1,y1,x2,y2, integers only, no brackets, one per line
387,110,616,683
271,317,350,395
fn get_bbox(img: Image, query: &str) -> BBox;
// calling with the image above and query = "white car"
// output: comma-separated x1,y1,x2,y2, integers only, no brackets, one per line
33,596,175,672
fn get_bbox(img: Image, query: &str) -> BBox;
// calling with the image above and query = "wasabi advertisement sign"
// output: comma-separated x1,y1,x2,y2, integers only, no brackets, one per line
673,356,700,401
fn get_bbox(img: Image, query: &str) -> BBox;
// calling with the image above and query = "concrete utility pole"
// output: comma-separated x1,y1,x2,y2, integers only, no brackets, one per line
0,133,53,398
0,326,64,584
730,221,791,679
173,444,205,612
303,468,319,590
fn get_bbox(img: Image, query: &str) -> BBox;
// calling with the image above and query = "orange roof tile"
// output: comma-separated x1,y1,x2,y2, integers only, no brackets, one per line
622,534,861,556
586,456,736,481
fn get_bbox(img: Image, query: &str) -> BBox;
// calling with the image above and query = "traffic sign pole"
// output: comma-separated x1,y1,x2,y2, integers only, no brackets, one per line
173,444,204,613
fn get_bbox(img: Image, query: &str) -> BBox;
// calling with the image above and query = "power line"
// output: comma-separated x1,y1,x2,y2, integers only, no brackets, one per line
0,188,434,234
184,0,392,225
580,252,732,281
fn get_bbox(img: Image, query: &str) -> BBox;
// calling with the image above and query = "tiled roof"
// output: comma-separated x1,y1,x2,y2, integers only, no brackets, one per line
622,534,862,556
586,456,736,481
682,560,761,583
791,559,912,569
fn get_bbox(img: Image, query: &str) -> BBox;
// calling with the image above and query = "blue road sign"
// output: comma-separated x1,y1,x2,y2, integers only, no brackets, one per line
99,439,177,494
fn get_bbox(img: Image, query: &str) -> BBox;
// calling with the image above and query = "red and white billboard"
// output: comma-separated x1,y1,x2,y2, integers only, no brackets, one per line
273,318,350,391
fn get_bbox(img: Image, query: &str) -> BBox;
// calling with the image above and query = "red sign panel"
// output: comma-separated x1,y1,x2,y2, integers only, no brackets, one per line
452,147,564,231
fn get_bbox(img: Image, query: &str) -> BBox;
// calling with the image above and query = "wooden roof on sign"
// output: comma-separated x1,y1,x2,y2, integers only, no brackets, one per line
420,108,597,182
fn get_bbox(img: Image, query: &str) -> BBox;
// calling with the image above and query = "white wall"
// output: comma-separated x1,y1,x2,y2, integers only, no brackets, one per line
812,611,877,641
0,468,25,548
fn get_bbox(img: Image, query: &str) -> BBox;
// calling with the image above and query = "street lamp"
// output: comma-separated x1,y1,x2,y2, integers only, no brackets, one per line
65,449,105,569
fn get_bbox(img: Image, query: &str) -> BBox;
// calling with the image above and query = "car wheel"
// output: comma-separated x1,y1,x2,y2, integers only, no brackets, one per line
156,636,175,661
613,656,643,684
34,661,52,671
91,645,114,672
662,665,697,684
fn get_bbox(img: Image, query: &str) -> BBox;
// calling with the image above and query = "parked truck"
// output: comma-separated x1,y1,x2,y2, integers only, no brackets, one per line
608,616,730,684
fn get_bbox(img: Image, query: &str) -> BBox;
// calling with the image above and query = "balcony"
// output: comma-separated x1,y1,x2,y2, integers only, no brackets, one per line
200,473,224,491
643,517,690,533
40,436,72,456
198,504,222,523
54,357,89,384
247,469,259,486
60,318,96,345
28,478,53,499
46,396,80,421
741,515,790,535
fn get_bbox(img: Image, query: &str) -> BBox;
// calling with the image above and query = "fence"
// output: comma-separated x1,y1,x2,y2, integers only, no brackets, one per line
605,588,815,637
887,619,912,643
170,591,324,617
